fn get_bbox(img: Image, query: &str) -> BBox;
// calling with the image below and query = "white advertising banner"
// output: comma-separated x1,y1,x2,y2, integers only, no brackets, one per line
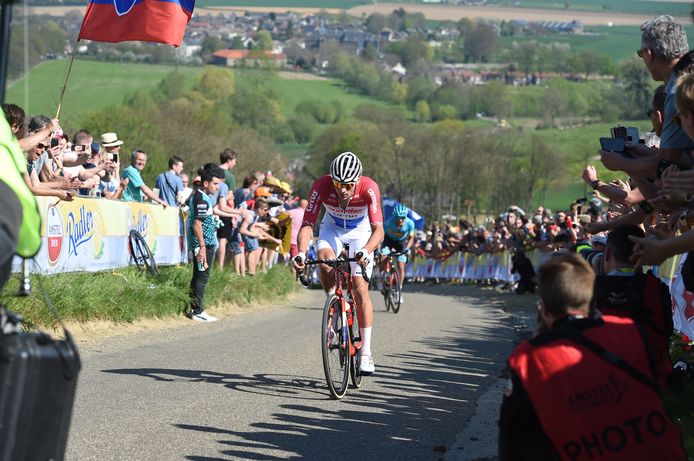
19,196,185,274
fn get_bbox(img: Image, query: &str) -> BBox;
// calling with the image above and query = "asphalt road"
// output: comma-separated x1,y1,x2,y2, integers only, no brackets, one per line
65,284,521,461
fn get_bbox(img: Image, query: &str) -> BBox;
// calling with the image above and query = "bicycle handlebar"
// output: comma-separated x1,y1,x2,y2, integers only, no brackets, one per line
295,252,370,286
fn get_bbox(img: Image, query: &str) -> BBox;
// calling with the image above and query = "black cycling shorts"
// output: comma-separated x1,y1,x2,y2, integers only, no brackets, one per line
382,235,406,254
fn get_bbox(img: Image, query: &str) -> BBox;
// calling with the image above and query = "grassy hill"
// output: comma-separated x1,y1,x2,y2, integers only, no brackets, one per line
269,72,394,117
5,60,199,127
500,24,694,63
194,0,691,16
6,60,395,125
508,0,691,16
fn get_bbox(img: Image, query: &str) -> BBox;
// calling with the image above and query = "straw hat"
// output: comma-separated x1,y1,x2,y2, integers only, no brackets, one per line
100,132,123,147
279,181,293,194
264,176,281,188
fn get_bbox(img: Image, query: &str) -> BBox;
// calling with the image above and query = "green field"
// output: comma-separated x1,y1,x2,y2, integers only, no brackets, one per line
505,0,691,16
501,24,694,64
269,73,394,117
194,0,691,16
5,60,199,127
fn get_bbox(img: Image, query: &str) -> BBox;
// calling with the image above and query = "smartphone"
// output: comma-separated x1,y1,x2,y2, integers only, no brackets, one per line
600,137,625,152
626,127,639,142
112,153,119,163
50,137,59,148
73,144,86,152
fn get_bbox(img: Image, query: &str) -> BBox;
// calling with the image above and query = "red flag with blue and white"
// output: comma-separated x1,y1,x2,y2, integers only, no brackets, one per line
78,0,195,47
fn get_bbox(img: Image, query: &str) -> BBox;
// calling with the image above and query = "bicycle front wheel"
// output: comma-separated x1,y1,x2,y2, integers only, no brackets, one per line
322,295,350,399
382,270,392,312
390,270,402,314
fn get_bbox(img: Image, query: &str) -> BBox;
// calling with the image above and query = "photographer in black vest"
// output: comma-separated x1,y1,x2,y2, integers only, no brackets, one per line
499,253,684,461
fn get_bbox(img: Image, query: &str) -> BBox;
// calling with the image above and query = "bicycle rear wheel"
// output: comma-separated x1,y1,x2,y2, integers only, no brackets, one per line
349,304,363,388
369,264,380,291
322,295,350,399
390,271,402,314
129,230,158,276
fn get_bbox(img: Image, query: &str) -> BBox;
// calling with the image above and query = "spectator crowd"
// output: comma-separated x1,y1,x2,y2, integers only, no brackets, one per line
2,102,309,321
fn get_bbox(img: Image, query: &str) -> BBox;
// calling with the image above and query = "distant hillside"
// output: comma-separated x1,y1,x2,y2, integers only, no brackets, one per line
6,60,394,126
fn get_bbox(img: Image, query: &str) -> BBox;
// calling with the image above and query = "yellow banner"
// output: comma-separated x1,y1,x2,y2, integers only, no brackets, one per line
34,196,183,273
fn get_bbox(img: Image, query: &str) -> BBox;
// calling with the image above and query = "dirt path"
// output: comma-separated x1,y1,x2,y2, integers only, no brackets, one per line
277,71,330,81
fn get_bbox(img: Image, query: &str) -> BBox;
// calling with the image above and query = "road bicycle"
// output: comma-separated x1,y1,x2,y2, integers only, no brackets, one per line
297,245,369,399
378,251,406,314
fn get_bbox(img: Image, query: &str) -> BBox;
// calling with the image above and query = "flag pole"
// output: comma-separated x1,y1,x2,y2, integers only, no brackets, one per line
55,37,79,119
0,0,16,106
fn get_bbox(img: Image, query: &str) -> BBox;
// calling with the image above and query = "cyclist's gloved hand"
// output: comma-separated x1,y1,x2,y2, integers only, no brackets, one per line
293,252,306,270
356,248,372,266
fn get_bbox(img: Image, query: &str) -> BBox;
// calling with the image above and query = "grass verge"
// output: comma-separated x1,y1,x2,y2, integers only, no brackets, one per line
0,264,297,329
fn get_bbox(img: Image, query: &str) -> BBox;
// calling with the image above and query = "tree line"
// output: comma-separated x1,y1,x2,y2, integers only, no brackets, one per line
299,105,565,221
324,49,652,127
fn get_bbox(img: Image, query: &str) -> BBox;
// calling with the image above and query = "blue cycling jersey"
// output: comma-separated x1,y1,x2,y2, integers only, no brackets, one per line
384,216,415,241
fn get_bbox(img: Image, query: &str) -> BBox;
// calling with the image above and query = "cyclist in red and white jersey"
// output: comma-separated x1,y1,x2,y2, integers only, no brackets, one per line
294,151,384,374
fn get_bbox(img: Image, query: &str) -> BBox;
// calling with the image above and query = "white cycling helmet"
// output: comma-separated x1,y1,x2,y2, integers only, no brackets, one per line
330,151,362,183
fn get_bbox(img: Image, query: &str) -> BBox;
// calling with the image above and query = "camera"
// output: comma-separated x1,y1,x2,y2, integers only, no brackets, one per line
50,137,59,148
611,126,627,139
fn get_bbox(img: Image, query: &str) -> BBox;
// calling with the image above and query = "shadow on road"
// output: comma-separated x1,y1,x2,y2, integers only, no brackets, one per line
105,284,526,460
103,368,329,400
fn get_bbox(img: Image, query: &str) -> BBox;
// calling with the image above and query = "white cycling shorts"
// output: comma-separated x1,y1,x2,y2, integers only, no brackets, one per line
317,223,373,278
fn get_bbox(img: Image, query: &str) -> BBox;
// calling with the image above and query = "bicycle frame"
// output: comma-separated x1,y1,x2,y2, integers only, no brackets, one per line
330,261,359,357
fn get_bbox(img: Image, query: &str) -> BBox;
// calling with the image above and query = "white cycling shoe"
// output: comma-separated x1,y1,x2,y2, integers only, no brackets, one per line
359,354,375,375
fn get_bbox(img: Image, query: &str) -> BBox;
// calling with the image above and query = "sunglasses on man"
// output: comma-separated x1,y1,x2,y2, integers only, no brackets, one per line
332,180,356,191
